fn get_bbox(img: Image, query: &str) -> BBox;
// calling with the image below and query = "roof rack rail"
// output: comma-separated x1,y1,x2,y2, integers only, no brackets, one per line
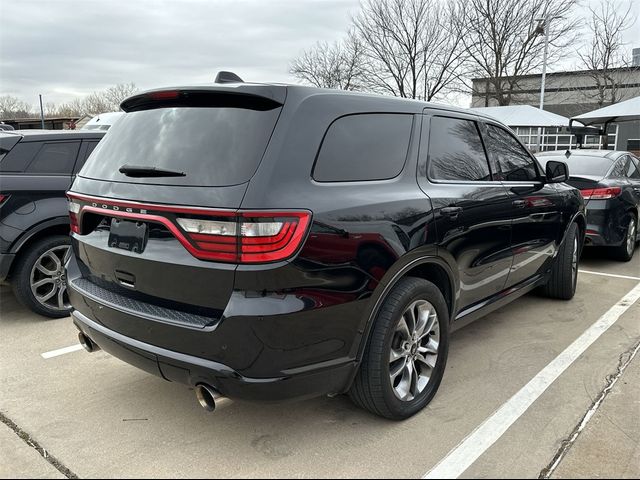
214,71,244,84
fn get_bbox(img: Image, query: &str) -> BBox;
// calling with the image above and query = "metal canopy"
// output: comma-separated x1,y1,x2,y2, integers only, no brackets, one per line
571,96,640,126
472,105,570,127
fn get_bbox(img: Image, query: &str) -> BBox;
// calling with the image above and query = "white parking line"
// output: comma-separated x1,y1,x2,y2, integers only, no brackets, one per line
579,269,640,281
423,281,640,479
41,344,84,359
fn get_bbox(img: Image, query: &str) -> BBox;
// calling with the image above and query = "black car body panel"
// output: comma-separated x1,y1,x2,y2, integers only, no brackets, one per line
0,130,105,282
67,84,585,402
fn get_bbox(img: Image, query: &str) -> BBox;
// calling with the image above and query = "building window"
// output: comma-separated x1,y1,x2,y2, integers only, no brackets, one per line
512,125,617,152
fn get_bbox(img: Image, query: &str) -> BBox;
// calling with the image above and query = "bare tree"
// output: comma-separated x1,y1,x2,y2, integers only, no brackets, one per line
578,0,637,107
354,0,467,101
80,82,138,115
461,0,579,106
290,32,366,90
51,98,85,117
0,95,33,120
102,82,139,110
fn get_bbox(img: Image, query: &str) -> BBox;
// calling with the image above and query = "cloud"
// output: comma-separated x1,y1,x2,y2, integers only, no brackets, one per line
0,0,360,106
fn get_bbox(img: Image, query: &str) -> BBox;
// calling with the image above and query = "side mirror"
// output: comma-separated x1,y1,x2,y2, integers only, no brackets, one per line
545,160,569,183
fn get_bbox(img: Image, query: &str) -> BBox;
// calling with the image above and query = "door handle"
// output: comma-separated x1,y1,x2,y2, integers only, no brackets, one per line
513,199,526,208
441,206,463,218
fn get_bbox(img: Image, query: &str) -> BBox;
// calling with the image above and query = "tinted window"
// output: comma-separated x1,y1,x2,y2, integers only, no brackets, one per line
427,117,490,181
0,134,20,163
313,114,412,182
485,125,538,181
80,106,281,186
608,159,626,178
75,140,100,172
623,156,640,179
26,142,79,174
0,142,41,172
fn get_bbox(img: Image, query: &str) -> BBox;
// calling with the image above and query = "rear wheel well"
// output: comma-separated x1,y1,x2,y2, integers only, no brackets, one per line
403,262,454,317
8,224,70,280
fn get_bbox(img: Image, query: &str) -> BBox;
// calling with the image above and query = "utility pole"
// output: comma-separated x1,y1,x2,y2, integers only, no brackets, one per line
39,94,45,129
536,17,551,152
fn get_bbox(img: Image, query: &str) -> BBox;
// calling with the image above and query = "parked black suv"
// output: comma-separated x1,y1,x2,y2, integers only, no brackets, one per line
67,83,585,419
0,130,104,317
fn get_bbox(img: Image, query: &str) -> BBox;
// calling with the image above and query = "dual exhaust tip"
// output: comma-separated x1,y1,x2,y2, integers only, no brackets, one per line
78,332,226,413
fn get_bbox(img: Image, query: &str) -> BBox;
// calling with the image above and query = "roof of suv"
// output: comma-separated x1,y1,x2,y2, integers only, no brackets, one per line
121,83,498,122
0,130,105,142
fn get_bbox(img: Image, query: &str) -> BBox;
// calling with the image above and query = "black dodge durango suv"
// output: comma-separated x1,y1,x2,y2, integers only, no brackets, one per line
66,82,585,419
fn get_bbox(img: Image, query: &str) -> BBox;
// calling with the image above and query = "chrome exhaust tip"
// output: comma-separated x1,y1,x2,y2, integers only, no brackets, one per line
195,384,225,412
78,332,99,353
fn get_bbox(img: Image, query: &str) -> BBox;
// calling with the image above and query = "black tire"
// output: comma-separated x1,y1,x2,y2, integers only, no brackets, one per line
541,222,579,300
10,235,72,318
349,277,449,420
611,215,637,262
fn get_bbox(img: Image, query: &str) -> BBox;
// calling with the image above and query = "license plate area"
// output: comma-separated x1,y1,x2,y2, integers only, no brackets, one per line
108,218,148,254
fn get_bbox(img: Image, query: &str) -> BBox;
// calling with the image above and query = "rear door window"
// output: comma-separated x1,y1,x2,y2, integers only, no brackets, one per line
608,159,626,178
427,116,491,182
485,125,539,181
0,142,41,172
313,114,413,182
623,156,640,179
80,105,282,186
26,142,80,175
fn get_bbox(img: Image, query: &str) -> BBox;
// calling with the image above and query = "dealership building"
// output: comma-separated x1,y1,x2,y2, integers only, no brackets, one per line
470,63,640,152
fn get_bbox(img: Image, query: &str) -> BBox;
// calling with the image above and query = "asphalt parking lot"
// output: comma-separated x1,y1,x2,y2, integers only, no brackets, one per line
1,250,639,479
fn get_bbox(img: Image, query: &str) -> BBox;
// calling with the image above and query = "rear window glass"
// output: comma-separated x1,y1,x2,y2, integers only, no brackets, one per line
550,155,613,177
27,142,80,174
80,106,281,186
313,114,412,182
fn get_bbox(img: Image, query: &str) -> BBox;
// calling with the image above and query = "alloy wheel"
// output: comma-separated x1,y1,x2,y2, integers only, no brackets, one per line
627,220,637,257
389,299,440,401
30,245,71,312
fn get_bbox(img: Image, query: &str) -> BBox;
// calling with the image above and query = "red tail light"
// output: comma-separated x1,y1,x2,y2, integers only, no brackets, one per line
0,194,9,204
580,187,622,200
68,199,80,233
176,212,311,263
66,193,311,264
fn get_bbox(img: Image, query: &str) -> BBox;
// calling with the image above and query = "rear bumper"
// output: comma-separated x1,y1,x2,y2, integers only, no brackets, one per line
71,308,357,402
0,253,15,283
584,204,628,247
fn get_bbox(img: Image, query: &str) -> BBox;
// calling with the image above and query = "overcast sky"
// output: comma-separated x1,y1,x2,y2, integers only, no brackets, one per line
0,0,638,109
0,0,360,106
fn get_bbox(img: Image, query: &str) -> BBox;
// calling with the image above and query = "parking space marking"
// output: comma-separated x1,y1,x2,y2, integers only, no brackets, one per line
578,269,640,281
423,281,640,480
41,344,83,359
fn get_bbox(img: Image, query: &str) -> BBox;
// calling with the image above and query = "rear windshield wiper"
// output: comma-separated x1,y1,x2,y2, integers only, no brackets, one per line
119,165,186,178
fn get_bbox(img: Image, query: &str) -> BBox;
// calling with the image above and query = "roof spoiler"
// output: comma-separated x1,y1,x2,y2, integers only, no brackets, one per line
214,71,244,84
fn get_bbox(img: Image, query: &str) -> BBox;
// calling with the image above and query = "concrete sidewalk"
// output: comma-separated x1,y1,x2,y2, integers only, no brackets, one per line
553,350,640,479
0,420,64,479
